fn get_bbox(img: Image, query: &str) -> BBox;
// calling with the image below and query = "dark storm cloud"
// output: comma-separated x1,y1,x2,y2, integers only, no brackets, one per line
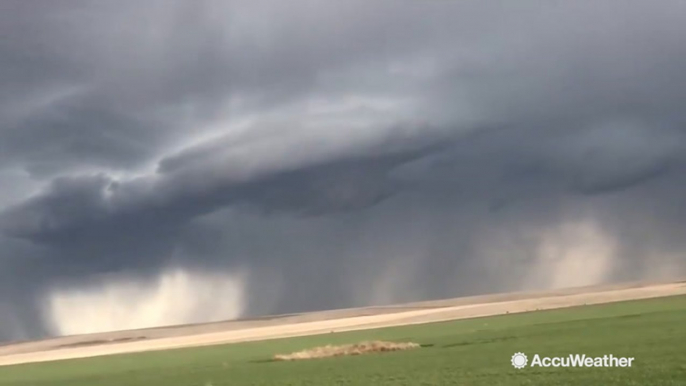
1,0,686,339
0,127,451,241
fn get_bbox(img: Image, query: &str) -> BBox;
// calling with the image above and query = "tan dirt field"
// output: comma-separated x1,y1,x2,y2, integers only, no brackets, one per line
0,279,684,367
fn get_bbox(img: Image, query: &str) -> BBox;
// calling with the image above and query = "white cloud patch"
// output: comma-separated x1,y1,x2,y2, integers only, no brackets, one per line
47,268,246,336
528,220,617,289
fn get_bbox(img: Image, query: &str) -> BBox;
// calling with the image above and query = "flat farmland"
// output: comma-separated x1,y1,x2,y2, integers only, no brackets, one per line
0,281,685,385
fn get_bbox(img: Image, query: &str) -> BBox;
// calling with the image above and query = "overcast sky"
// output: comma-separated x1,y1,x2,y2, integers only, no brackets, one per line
1,0,686,341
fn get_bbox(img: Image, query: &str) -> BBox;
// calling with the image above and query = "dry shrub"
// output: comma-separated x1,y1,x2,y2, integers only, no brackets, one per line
273,340,420,361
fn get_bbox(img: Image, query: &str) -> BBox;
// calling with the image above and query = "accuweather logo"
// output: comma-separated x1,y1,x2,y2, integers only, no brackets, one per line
511,352,635,369
511,352,528,369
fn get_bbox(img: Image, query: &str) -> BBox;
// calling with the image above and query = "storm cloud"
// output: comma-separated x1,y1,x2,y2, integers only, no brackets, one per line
1,0,686,341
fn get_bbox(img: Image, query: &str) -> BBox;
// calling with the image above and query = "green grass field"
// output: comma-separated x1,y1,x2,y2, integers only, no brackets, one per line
1,295,685,386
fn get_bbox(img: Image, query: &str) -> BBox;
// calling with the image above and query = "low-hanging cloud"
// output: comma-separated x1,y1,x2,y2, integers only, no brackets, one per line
1,0,686,341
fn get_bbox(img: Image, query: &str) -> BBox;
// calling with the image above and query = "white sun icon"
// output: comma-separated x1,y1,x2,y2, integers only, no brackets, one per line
511,352,528,369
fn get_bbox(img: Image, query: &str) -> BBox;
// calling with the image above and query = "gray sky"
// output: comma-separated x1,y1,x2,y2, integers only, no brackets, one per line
1,0,686,341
